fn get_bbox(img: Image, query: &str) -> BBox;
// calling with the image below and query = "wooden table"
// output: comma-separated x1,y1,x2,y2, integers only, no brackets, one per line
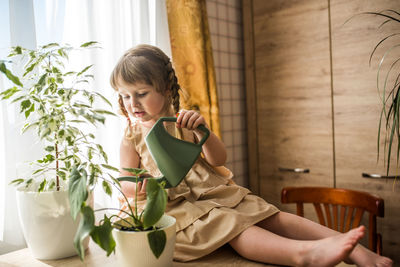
0,241,271,267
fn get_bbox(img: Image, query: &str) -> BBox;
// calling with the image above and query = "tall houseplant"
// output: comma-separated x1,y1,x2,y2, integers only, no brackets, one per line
353,10,400,175
72,168,176,267
0,42,117,259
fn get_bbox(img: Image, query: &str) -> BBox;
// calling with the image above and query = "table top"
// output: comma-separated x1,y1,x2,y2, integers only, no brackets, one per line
0,241,270,267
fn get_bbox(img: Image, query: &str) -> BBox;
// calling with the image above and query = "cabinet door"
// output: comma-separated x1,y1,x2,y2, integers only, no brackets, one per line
331,0,400,259
247,0,334,213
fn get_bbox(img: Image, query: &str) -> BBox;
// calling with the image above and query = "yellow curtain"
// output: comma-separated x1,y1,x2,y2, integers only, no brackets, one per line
166,0,221,138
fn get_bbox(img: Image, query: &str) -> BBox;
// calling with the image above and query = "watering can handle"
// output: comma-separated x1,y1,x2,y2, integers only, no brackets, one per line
159,117,210,146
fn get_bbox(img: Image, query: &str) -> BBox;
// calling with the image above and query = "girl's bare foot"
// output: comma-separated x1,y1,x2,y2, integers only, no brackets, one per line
349,243,393,267
299,226,365,267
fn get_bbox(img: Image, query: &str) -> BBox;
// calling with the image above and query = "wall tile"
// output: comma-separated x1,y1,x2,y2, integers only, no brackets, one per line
206,0,247,187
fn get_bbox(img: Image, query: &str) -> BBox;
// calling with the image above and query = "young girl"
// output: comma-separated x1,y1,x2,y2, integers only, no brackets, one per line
110,44,393,267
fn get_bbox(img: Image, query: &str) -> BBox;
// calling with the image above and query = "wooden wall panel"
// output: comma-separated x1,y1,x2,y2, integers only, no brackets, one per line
251,0,334,211
331,0,400,260
242,0,259,195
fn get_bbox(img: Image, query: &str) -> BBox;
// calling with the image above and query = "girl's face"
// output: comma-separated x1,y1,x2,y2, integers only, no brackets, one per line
118,80,169,126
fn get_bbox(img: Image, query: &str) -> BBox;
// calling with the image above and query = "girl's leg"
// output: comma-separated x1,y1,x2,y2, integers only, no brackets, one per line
229,224,364,267
256,212,393,266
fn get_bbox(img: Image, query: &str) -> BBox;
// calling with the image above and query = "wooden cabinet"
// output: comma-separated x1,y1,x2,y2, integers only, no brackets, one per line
243,0,400,260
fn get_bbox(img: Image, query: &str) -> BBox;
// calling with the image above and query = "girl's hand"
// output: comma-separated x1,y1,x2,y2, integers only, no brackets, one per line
176,109,208,131
176,109,227,166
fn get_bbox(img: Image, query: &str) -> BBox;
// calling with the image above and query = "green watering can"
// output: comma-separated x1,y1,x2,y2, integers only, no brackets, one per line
118,117,210,188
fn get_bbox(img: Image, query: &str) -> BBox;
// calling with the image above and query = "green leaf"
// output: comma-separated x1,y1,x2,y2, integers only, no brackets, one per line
9,178,24,185
69,166,88,220
32,168,44,175
80,41,98,47
44,146,55,152
101,164,119,172
48,180,56,190
93,109,116,116
90,215,116,256
109,174,121,187
25,178,33,188
77,65,93,76
142,178,167,229
24,103,34,118
0,87,20,100
23,61,38,77
74,205,95,261
102,180,112,196
122,168,147,176
94,92,113,107
0,62,23,86
147,229,166,259
42,43,59,49
38,179,47,192
20,99,31,111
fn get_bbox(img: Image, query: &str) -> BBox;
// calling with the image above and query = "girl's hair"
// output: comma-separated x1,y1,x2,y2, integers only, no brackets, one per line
110,44,181,125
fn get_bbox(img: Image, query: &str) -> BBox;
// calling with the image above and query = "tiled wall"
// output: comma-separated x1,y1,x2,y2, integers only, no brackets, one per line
206,0,248,187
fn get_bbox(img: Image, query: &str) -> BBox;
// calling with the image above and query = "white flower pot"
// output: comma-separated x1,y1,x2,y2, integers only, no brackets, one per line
112,214,176,267
16,188,89,260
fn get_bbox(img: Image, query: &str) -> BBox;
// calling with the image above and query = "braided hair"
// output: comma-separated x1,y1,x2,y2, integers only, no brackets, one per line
110,44,181,129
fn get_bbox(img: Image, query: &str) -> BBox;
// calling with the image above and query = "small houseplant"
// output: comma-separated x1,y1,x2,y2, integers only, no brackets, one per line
0,42,117,259
72,167,176,267
359,10,400,175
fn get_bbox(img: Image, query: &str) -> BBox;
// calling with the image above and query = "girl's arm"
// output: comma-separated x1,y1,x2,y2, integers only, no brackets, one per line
119,137,147,199
176,109,227,166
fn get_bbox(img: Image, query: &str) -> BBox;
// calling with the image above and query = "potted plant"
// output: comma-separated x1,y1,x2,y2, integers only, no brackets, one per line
72,167,176,267
0,42,116,259
356,10,400,176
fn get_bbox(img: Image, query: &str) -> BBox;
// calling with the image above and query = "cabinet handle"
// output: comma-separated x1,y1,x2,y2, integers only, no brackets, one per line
362,173,399,179
278,167,310,173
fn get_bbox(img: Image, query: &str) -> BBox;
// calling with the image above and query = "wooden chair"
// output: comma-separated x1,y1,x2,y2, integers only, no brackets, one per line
281,187,384,255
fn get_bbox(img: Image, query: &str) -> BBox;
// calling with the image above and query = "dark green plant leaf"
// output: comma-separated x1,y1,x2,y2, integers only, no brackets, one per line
69,166,88,220
74,205,95,261
0,62,23,86
90,215,116,256
24,103,34,118
147,229,166,259
20,99,31,111
44,146,55,152
142,178,167,229
38,179,47,192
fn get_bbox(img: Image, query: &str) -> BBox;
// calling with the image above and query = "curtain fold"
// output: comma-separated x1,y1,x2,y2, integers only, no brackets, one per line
166,0,221,137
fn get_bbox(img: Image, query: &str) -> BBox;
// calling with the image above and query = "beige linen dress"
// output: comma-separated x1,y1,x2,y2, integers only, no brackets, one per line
123,121,279,262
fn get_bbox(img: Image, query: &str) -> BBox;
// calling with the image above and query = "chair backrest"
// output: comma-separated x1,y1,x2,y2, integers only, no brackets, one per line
281,187,384,254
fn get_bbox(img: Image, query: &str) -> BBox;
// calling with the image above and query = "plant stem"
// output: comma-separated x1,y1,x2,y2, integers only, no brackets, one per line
55,137,59,191
135,175,138,219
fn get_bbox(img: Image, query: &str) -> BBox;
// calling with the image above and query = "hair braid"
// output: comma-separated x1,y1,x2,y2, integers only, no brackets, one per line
118,95,132,128
165,61,181,113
